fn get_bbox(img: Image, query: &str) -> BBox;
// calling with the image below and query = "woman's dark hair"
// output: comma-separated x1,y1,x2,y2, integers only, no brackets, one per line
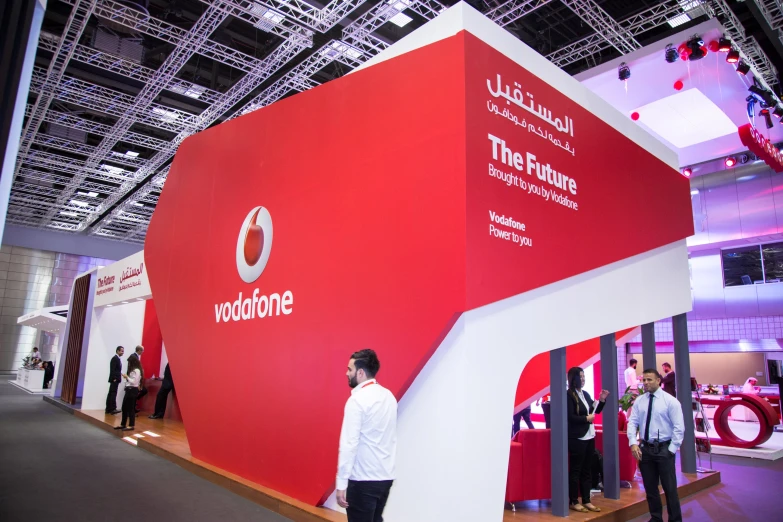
567,366,584,390
351,349,380,378
127,356,143,376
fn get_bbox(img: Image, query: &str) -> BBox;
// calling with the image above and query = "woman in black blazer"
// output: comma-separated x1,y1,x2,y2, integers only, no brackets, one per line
566,366,609,513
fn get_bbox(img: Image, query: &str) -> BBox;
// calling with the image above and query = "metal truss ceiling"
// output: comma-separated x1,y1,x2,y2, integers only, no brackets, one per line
9,0,780,243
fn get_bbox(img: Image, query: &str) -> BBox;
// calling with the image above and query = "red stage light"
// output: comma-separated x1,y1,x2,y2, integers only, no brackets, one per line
682,168,692,178
725,156,737,168
674,80,684,91
631,111,640,121
726,48,740,63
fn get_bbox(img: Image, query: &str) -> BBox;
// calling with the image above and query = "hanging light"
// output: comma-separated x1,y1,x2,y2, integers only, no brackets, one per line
736,59,751,75
618,62,631,81
773,105,783,119
665,44,678,63
726,47,740,63
725,156,737,168
760,108,774,129
717,37,732,52
682,167,692,178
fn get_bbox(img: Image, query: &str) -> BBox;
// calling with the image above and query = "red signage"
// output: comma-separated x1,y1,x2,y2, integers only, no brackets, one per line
738,123,783,172
145,32,692,506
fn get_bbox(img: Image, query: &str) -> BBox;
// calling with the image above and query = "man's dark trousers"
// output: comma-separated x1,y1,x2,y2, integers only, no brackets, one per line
639,445,682,522
346,480,393,522
105,381,119,413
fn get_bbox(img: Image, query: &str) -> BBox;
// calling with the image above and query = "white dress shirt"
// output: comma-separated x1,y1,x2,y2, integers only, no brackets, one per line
627,387,685,454
624,367,639,389
336,379,397,490
124,369,141,388
576,390,598,441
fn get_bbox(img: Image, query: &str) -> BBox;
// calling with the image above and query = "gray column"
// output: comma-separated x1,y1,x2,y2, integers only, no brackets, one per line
600,333,620,499
550,347,568,517
641,322,657,372
672,313,696,473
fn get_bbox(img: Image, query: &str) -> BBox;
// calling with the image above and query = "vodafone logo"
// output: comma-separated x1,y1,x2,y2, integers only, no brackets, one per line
236,206,273,283
215,206,293,323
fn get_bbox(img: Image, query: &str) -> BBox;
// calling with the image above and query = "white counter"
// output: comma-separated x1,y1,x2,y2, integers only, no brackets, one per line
16,368,45,392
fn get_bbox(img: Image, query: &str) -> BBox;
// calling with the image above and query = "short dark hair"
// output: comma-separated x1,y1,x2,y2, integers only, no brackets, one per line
567,366,583,390
643,368,662,379
662,362,672,369
116,346,124,353
629,358,637,365
351,349,380,378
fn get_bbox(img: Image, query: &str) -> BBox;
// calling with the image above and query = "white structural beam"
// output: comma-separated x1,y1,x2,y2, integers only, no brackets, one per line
39,3,233,226
487,0,553,28
561,0,640,54
17,0,97,166
547,0,696,67
201,0,367,33
708,0,779,88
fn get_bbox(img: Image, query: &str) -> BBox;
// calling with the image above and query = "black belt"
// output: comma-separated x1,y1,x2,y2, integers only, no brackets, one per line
125,386,139,391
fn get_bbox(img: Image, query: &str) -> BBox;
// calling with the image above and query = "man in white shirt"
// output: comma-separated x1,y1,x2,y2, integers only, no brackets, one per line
336,349,397,522
627,369,685,522
624,358,639,391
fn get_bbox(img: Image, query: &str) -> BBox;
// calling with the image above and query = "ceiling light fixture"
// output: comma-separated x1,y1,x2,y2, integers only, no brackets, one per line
682,167,692,177
726,47,740,63
59,211,78,217
725,156,737,168
736,59,751,75
618,62,630,81
69,200,89,207
686,36,707,60
77,191,99,197
664,44,678,63
389,12,412,27
717,37,732,52
773,105,783,119
125,151,139,158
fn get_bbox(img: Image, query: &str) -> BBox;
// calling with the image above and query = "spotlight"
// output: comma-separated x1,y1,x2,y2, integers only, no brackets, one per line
749,83,777,107
773,105,783,119
682,167,692,178
678,43,691,61
665,44,678,63
725,156,737,168
726,47,740,63
760,108,774,129
618,62,631,81
739,154,750,165
686,36,707,60
718,37,732,52
747,96,757,118
736,59,751,75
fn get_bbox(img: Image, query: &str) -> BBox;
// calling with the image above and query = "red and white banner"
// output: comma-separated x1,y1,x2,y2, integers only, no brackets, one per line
94,250,151,307
145,31,692,507
738,123,783,172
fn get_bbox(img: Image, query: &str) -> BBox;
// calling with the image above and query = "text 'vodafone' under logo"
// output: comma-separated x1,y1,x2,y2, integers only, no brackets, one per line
236,206,273,283
214,206,294,323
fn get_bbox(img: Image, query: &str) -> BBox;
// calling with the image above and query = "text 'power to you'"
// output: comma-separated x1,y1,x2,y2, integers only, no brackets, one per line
489,210,532,247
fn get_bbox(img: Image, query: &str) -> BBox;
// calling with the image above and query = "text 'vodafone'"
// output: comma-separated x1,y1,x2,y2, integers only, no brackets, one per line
214,289,293,322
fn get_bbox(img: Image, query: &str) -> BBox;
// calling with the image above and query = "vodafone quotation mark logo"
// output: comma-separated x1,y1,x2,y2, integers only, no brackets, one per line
236,206,273,283
216,206,292,323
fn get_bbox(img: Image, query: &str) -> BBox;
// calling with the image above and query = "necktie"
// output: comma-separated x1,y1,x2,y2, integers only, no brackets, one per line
644,393,655,442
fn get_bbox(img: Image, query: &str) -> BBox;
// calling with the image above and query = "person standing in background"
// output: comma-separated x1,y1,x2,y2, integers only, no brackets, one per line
742,377,760,394
149,363,174,419
567,366,610,513
335,349,397,522
115,355,143,431
628,369,685,522
512,405,534,436
624,358,639,391
128,346,147,411
661,362,676,397
105,346,124,414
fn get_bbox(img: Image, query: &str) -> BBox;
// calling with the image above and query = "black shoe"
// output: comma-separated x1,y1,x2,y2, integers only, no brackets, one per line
114,426,125,430
135,409,141,414
122,426,134,431
148,414,161,419
111,410,121,415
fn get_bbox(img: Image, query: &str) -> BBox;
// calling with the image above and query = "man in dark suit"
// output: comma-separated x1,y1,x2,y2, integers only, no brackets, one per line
105,346,124,414
149,363,174,420
661,362,676,397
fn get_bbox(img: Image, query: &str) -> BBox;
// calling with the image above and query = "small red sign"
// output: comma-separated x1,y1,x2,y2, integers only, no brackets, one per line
738,123,783,173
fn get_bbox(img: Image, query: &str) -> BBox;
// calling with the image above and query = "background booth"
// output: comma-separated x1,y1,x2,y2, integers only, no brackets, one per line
11,305,67,394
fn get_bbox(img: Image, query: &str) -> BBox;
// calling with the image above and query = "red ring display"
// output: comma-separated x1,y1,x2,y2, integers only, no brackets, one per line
700,393,779,449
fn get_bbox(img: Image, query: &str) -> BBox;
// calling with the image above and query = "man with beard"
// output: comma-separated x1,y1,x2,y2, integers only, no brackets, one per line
661,362,676,397
335,349,397,522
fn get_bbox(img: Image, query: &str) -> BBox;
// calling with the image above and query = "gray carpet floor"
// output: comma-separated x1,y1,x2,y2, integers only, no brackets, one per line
0,376,291,522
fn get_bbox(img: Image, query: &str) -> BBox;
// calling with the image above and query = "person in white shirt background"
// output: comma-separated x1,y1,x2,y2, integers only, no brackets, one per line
627,369,685,522
624,358,639,391
336,349,397,522
742,377,760,394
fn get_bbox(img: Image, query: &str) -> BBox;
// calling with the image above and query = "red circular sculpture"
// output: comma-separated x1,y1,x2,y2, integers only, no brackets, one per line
700,393,778,449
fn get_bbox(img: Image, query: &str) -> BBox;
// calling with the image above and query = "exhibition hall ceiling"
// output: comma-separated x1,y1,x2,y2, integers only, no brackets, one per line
11,0,783,244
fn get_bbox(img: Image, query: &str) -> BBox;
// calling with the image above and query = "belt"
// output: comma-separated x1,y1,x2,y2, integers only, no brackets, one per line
640,440,671,447
125,386,139,391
